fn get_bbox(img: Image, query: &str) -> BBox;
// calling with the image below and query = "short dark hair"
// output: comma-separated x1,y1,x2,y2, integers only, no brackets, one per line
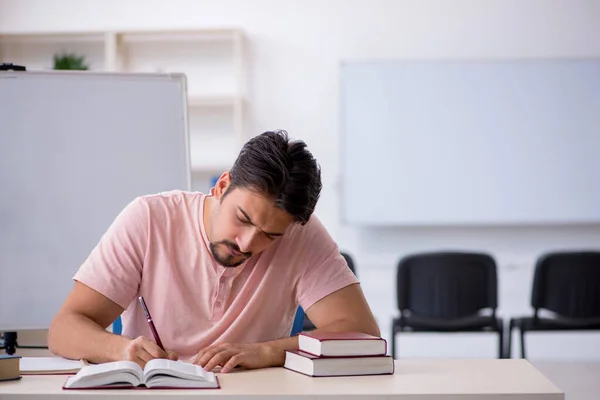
226,130,322,225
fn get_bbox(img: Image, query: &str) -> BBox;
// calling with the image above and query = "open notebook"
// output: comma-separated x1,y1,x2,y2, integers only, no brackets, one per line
63,359,219,389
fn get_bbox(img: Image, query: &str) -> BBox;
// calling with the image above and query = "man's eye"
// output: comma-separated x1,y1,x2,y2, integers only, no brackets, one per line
237,217,248,224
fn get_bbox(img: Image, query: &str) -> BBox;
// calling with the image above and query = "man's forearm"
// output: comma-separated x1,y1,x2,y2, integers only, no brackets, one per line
263,335,299,366
264,317,380,366
48,314,129,363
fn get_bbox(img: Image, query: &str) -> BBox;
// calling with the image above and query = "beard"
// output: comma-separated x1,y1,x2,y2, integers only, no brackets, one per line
209,240,251,268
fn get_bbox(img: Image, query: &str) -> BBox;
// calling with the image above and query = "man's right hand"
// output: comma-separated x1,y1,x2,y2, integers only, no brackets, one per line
122,336,178,367
48,283,179,366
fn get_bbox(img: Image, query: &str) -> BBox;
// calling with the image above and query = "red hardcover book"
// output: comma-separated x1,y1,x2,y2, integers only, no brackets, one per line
298,331,388,357
61,359,220,390
284,349,394,377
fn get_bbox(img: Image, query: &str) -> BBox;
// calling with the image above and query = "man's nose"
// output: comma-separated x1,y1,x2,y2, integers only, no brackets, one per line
236,228,260,254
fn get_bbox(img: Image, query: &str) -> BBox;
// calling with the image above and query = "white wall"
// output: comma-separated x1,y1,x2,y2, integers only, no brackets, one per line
2,0,600,360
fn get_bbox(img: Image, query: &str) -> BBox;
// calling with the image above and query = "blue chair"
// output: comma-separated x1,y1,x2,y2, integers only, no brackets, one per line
112,316,122,335
290,307,305,336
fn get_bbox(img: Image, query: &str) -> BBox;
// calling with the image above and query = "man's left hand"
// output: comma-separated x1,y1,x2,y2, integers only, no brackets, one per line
192,342,281,373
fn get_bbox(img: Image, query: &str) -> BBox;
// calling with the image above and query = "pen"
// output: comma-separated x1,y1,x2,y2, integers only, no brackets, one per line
138,296,165,351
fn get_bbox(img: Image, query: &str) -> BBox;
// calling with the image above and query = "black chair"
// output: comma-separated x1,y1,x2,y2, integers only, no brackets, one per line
391,251,504,359
341,252,357,277
302,251,357,331
507,251,600,358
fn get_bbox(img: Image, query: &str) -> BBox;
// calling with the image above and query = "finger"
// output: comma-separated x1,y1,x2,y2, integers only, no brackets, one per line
137,349,155,364
203,350,236,372
194,345,228,366
221,354,243,373
133,355,148,369
192,349,209,364
167,351,179,361
141,338,168,359
193,343,222,364
192,351,205,365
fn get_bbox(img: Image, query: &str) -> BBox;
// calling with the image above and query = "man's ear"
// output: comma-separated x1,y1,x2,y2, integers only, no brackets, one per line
213,172,232,200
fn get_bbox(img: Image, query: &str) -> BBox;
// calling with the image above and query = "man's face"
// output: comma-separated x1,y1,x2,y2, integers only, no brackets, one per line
208,182,294,267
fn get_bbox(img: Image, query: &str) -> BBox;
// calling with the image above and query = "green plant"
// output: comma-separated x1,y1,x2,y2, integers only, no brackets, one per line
53,52,89,70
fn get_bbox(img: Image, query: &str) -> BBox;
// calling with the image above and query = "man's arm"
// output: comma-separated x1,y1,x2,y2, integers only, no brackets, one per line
194,283,380,372
265,283,379,363
303,283,380,336
48,282,175,366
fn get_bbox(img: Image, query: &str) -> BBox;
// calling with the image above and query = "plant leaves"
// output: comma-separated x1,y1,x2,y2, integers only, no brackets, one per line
53,52,89,70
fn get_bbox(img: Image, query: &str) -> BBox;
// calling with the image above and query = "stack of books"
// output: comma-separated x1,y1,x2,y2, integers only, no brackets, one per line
284,331,395,377
0,355,21,382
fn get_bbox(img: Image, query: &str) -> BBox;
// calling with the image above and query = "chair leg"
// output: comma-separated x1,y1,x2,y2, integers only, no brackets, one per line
498,326,504,359
520,328,527,359
390,326,396,359
506,320,513,359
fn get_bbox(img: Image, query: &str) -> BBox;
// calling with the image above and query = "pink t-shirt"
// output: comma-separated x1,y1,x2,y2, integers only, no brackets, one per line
73,190,358,359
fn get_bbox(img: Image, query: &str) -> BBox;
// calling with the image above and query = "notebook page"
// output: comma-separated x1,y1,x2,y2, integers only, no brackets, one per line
75,360,142,378
20,357,85,373
144,359,214,381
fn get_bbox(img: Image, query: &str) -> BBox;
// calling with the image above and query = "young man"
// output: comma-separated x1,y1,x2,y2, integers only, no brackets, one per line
48,130,379,373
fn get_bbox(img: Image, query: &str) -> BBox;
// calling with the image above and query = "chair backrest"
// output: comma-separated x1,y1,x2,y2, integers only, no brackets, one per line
290,306,305,336
341,251,357,276
531,251,600,318
112,316,122,335
397,251,498,319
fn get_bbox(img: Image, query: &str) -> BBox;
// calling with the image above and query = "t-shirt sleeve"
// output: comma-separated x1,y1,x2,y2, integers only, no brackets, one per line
296,216,359,311
73,197,148,309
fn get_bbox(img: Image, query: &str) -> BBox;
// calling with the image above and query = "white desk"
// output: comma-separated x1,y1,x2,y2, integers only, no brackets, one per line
0,359,563,400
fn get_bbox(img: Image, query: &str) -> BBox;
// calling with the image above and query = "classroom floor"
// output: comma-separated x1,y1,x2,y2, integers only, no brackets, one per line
8,348,600,399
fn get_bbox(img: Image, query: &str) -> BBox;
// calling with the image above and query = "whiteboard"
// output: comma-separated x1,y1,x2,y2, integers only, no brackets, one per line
0,71,191,330
340,59,600,226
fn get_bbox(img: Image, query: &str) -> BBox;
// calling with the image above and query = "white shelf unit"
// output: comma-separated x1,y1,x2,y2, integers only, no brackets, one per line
0,29,246,178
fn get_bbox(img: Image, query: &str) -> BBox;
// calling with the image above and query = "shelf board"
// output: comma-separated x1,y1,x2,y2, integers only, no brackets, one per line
120,29,242,44
0,32,105,44
0,29,243,45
